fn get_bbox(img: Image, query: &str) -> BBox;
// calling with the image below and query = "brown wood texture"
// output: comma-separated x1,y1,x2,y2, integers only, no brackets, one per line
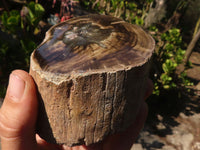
29,14,155,146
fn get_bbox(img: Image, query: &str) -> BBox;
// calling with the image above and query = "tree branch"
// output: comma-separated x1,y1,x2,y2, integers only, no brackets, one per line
184,28,200,63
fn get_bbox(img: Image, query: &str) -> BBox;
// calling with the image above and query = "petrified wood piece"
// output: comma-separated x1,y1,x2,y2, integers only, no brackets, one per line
29,14,155,146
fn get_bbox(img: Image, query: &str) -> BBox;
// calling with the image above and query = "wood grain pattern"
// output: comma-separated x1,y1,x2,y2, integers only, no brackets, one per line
30,14,155,146
33,14,154,74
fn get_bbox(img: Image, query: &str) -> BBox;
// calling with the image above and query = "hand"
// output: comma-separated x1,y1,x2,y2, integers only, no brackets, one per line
0,70,153,150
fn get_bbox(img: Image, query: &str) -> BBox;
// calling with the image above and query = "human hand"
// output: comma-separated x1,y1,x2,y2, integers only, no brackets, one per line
0,70,153,150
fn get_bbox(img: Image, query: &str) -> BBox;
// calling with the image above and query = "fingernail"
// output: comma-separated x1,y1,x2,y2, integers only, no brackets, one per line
7,73,25,102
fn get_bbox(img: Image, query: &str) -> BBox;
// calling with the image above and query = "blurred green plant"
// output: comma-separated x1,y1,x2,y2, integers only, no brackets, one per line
0,1,44,97
0,10,21,34
0,0,196,99
21,1,45,31
152,28,193,95
1,2,44,34
81,0,193,96
80,0,153,26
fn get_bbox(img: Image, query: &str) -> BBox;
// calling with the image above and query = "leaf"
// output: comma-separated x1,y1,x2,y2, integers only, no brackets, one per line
165,43,174,52
163,85,170,89
162,63,168,73
28,1,35,12
7,16,19,25
26,2,44,27
0,11,9,26
10,10,20,16
27,8,34,20
128,2,137,10
35,3,45,17
120,1,124,8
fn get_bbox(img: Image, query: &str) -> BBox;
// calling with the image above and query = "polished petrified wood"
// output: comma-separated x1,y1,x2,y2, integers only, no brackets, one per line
29,14,155,146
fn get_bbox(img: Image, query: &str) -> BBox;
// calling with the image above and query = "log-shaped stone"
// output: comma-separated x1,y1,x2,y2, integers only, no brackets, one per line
29,14,155,146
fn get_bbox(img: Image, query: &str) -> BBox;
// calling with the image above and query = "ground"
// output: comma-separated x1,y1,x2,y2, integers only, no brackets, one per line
1,1,200,149
132,51,200,150
0,51,200,150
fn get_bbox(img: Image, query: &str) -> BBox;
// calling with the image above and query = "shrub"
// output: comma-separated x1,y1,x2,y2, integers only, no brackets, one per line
152,28,193,95
0,1,44,97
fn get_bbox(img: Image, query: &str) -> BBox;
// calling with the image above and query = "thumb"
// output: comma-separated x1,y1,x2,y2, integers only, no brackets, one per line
0,70,38,150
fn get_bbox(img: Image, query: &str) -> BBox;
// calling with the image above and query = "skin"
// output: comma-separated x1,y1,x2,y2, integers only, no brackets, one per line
0,70,153,150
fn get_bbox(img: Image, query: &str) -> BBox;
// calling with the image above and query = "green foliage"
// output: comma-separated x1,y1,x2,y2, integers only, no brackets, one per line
0,10,21,34
0,1,43,97
80,0,152,25
24,2,45,28
0,0,195,99
152,28,193,95
0,2,44,35
1,2,44,34
82,0,193,96
132,16,144,26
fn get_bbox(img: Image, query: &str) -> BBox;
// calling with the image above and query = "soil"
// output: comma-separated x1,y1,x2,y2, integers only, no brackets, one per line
0,52,200,150
131,51,200,150
0,2,200,149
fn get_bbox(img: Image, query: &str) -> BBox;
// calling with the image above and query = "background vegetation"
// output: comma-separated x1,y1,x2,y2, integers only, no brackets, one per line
0,0,200,99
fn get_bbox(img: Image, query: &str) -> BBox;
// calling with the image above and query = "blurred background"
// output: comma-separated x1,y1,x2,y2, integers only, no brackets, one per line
0,0,200,149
